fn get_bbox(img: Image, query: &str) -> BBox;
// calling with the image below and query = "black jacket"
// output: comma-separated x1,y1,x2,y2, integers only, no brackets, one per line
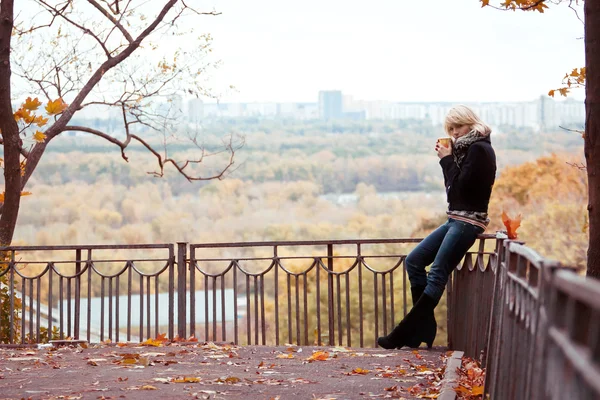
439,137,496,213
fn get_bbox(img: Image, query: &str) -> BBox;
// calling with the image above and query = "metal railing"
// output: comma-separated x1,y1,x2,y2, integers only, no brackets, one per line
450,236,600,399
0,244,175,344
0,239,430,347
3,237,599,398
186,239,422,347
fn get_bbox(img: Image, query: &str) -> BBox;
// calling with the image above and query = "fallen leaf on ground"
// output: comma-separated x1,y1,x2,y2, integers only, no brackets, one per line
171,377,201,383
306,350,329,362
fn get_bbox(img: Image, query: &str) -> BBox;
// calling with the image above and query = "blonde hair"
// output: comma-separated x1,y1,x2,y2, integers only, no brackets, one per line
444,105,492,136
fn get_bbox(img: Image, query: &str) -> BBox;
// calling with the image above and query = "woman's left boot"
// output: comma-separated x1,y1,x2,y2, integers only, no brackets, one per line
377,293,439,350
405,286,437,349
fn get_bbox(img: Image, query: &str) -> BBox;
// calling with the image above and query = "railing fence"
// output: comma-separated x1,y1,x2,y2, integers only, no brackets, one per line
3,236,599,399
0,239,429,347
449,236,600,399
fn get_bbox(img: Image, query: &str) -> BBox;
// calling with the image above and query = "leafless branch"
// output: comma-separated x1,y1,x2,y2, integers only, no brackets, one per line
567,0,584,23
181,1,221,17
87,0,133,43
0,138,30,159
566,161,586,171
60,125,243,182
37,0,112,58
559,125,585,138
103,0,122,15
12,1,67,36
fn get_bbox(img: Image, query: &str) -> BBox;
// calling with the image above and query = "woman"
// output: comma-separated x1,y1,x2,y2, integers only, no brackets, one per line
378,105,496,349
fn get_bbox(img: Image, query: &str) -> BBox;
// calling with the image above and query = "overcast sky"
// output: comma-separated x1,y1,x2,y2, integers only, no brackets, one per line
196,0,585,103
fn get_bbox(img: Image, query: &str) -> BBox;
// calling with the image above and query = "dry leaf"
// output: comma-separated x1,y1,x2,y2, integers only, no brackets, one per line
276,354,294,359
501,211,522,239
171,376,201,383
306,350,329,362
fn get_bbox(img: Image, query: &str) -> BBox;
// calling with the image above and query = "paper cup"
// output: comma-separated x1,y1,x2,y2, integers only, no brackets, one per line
437,137,451,148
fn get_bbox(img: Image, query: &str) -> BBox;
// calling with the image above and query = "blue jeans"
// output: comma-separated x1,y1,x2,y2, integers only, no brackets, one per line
406,219,484,301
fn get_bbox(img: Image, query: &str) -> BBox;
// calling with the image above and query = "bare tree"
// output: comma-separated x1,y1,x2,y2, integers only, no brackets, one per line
0,0,242,245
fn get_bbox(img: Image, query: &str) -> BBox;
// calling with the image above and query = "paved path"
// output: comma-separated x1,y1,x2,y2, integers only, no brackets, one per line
0,343,451,399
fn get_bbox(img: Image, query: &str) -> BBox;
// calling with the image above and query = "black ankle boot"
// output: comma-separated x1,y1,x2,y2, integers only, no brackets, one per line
407,286,437,349
377,293,439,350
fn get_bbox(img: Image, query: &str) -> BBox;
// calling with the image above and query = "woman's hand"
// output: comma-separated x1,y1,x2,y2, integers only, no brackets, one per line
435,142,452,159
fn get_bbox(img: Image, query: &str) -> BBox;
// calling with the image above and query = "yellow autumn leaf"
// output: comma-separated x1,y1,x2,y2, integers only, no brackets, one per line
34,115,48,127
13,108,32,122
351,368,370,374
140,385,157,390
454,386,471,394
472,385,484,395
276,353,294,359
306,350,329,362
45,98,68,115
23,112,37,124
171,376,201,383
481,0,490,6
23,97,42,111
141,338,164,347
33,130,46,143
0,191,33,203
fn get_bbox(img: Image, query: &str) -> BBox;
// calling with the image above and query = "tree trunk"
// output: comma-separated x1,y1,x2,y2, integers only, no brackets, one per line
0,0,21,246
585,0,600,279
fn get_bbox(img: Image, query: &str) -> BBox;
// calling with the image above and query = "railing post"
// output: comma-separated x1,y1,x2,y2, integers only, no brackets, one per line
177,242,188,339
74,249,81,340
327,243,334,346
483,233,506,397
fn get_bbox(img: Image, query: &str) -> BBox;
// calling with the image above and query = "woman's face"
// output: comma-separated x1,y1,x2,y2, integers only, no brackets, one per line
448,124,471,140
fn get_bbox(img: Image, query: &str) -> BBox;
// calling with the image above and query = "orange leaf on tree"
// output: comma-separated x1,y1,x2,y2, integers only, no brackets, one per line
45,98,68,115
13,108,32,122
501,211,521,239
23,97,42,111
0,191,33,203
33,131,46,143
34,115,48,127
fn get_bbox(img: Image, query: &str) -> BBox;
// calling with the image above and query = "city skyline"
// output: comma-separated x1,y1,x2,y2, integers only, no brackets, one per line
73,90,585,134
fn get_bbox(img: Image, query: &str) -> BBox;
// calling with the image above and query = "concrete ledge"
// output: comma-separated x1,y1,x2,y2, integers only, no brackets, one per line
438,350,464,400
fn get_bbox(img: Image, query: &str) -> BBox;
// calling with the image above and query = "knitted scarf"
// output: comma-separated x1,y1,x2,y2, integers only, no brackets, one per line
452,130,489,168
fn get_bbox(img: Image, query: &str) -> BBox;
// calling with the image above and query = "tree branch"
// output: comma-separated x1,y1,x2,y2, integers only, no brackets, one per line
559,125,585,138
37,0,112,58
87,0,134,43
0,138,30,159
63,125,130,161
61,125,243,182
21,0,180,191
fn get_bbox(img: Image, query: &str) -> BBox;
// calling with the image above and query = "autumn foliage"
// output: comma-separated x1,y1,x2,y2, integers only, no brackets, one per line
488,154,588,268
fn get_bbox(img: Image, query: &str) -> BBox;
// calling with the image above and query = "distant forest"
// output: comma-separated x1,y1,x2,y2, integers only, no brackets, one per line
35,119,582,195
6,119,585,270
